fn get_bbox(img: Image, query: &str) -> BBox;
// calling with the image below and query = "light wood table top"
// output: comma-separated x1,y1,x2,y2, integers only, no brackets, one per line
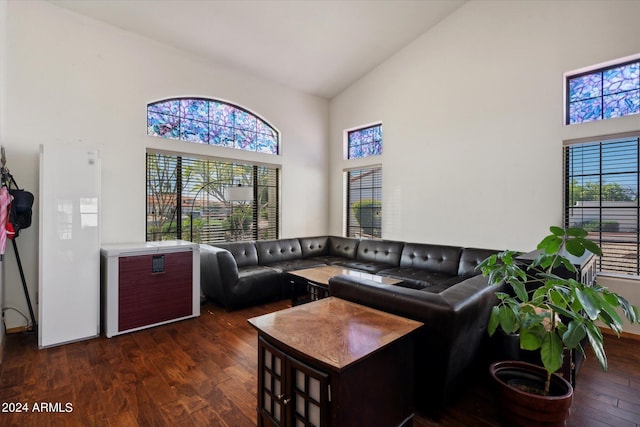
248,297,422,371
287,265,402,286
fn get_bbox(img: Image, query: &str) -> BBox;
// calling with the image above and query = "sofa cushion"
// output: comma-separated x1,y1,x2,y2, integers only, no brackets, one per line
231,266,283,305
356,239,403,266
328,236,359,259
331,239,402,273
305,255,356,266
265,258,326,273
215,241,258,268
333,259,393,274
257,238,303,265
300,236,330,258
378,267,459,291
399,243,462,276
458,247,500,277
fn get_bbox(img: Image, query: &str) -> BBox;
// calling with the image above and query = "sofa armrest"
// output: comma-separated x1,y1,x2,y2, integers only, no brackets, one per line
328,273,503,410
200,244,239,305
439,274,504,394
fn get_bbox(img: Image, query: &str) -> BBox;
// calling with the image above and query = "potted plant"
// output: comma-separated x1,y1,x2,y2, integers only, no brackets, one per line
478,226,639,426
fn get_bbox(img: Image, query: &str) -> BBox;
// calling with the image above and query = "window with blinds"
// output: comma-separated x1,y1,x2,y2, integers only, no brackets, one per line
346,166,382,238
146,152,279,243
564,135,640,275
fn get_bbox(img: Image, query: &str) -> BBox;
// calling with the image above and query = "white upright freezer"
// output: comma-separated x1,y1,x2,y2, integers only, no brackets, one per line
38,144,101,348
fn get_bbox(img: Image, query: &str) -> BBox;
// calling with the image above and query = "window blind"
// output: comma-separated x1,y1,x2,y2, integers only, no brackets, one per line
564,136,640,275
346,166,382,238
146,152,279,243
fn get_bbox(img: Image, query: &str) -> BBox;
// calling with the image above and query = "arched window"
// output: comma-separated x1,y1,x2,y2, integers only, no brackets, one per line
147,98,279,155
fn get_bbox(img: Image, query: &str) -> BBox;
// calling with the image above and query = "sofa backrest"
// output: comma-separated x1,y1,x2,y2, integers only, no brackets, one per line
458,247,500,277
300,236,330,258
215,241,258,268
328,236,359,259
356,239,403,266
399,243,462,276
257,238,303,264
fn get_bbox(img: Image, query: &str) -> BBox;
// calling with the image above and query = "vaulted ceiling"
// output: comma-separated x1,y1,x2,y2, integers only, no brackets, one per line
48,0,466,99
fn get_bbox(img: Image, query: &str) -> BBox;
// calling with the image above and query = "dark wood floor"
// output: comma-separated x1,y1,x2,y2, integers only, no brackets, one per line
0,298,639,426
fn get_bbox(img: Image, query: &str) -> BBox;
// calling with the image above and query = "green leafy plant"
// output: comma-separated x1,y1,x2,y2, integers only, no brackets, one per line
351,199,381,237
479,226,639,395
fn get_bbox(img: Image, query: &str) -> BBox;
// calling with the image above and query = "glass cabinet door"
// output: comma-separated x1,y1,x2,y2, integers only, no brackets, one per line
259,337,287,427
258,337,330,427
289,357,329,427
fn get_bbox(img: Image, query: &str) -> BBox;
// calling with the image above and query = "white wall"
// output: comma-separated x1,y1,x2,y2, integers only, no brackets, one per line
0,0,7,350
1,0,329,329
329,0,640,336
329,0,640,252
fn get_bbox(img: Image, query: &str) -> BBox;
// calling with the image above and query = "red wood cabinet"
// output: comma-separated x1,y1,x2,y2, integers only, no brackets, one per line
118,251,192,331
101,241,200,337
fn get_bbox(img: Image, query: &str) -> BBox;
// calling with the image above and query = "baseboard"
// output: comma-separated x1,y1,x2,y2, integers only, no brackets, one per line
6,325,30,334
601,326,640,341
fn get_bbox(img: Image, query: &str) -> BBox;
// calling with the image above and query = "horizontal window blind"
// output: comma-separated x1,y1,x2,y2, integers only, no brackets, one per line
564,136,640,275
346,166,382,238
146,152,279,243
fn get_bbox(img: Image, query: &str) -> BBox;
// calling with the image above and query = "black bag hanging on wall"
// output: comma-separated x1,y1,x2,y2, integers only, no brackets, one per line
9,188,34,238
0,147,34,238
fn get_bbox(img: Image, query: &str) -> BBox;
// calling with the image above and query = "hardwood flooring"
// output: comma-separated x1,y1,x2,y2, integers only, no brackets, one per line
0,298,639,426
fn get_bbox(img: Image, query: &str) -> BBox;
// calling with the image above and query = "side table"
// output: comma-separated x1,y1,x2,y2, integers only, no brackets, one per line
248,297,422,427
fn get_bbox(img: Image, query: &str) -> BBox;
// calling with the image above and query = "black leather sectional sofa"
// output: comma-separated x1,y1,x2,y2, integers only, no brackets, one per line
200,236,497,308
200,235,503,412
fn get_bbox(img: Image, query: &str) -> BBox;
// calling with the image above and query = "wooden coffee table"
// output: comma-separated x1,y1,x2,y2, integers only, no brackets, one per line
248,297,422,427
286,265,402,306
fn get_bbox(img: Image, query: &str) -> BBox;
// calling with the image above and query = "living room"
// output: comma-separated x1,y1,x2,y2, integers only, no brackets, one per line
1,0,640,425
